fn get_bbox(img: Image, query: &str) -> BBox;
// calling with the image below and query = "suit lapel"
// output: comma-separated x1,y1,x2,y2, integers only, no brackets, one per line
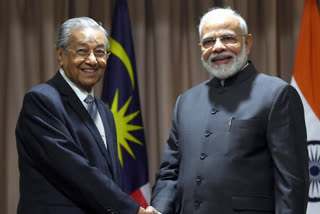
96,101,120,182
48,72,113,173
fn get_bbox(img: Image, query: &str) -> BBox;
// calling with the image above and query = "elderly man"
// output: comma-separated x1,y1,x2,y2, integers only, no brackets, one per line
150,7,309,214
16,17,154,214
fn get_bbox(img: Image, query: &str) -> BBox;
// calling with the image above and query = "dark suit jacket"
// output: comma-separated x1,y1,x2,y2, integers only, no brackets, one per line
151,62,309,214
15,72,139,214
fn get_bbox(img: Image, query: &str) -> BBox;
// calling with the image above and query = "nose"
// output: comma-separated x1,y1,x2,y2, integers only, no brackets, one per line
212,38,227,53
85,52,98,65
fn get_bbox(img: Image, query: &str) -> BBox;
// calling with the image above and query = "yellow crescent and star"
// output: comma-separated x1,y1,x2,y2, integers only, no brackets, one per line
108,37,144,167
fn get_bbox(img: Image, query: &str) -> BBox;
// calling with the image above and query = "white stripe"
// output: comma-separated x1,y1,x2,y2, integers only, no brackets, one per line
291,77,320,214
140,182,151,205
307,202,320,214
291,77,320,141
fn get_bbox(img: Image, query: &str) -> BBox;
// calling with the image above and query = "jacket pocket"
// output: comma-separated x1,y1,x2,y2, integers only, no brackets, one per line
231,119,263,128
232,195,274,211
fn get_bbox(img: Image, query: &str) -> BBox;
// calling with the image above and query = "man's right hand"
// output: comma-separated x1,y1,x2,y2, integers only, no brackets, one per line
137,206,162,214
146,206,162,214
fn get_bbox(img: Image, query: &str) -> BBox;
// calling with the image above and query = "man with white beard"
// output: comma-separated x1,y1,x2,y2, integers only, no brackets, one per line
150,7,310,214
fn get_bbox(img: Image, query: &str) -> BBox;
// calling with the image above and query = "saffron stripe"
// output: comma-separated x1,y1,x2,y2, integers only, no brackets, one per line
293,0,320,120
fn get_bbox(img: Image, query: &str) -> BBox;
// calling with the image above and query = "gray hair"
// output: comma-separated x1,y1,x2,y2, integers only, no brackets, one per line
198,7,248,40
56,17,109,51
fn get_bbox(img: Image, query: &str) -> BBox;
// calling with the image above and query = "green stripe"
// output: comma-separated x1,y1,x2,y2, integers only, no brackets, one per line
108,37,135,89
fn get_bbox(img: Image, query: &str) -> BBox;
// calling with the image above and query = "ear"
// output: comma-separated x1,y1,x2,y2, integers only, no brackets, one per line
245,34,253,55
199,42,208,55
199,42,204,52
57,47,64,68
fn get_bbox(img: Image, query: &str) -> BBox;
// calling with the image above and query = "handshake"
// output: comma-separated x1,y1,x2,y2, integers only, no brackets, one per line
138,206,162,214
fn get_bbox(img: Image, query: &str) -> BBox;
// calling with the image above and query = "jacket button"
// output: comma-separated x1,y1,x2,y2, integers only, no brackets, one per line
211,108,218,115
194,200,201,207
200,153,207,160
205,131,212,137
196,176,202,184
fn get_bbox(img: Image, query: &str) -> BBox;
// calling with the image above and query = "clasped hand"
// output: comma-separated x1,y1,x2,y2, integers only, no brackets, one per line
138,206,162,214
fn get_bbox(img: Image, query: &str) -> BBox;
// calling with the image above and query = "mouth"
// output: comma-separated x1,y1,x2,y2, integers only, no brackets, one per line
211,55,233,64
81,68,97,73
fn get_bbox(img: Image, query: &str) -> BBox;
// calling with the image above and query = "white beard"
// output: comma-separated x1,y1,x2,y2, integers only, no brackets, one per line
201,45,248,80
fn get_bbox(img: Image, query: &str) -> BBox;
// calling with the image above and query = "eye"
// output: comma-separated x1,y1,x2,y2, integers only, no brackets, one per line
202,39,215,48
75,49,88,56
94,49,106,56
221,36,236,43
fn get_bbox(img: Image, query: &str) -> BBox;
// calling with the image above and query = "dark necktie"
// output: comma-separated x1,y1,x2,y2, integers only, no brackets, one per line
84,95,98,124
84,95,112,170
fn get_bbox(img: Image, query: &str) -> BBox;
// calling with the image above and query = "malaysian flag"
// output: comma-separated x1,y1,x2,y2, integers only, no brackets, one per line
101,0,150,208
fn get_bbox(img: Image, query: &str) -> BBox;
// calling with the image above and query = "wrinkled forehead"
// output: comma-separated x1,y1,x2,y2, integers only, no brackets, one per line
201,15,241,39
69,27,106,46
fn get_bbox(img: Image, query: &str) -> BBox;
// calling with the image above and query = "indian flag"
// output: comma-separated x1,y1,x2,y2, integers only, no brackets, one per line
290,0,320,213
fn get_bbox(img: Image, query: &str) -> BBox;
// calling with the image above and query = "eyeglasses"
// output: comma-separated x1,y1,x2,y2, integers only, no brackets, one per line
65,48,111,60
201,34,247,49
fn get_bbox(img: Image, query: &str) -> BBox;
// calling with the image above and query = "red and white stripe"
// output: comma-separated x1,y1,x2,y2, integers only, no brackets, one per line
130,182,151,208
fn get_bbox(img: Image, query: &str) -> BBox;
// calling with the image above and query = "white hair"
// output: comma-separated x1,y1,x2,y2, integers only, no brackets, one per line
56,17,109,51
198,7,248,40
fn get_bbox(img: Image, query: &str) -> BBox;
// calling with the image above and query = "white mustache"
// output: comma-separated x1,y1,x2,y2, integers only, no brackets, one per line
208,52,235,62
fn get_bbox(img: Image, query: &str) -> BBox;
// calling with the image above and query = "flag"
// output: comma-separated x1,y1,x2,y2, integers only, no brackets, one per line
290,0,320,213
101,0,150,208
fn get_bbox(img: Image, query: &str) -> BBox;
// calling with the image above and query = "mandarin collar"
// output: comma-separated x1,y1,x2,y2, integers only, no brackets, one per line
207,61,256,88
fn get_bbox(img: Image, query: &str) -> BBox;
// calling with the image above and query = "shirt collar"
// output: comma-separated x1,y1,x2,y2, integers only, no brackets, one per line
59,68,94,102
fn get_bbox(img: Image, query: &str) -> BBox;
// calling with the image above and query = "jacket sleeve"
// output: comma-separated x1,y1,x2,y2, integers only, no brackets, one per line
151,95,182,214
16,90,140,214
266,85,309,214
